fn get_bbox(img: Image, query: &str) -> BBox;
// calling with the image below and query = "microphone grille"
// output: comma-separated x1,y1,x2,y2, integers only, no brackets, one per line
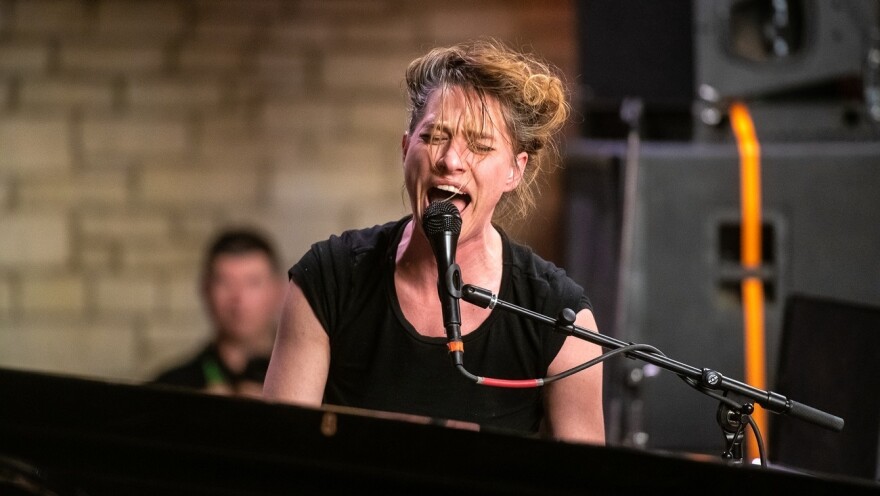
422,201,462,237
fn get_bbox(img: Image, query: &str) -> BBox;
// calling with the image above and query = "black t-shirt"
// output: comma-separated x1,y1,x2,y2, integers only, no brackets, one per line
290,217,591,435
151,344,270,391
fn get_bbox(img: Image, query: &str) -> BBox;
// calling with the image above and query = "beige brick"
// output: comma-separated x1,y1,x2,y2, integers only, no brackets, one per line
347,194,410,229
0,116,71,172
199,115,268,163
201,114,258,141
517,0,575,20
294,205,393,259
120,238,203,271
200,139,271,168
0,318,140,381
0,213,69,268
271,157,390,208
18,171,128,207
220,206,348,268
0,277,12,319
193,21,257,44
178,40,245,73
0,79,8,108
19,78,116,110
97,0,185,36
138,166,261,206
349,100,409,137
264,139,316,173
341,18,416,45
426,7,517,44
310,195,409,238
297,0,389,16
195,0,283,21
174,212,223,242
77,240,118,272
79,211,170,242
256,48,309,85
319,139,396,175
516,2,579,38
60,41,166,74
163,270,202,314
227,77,274,108
322,51,412,91
0,2,7,33
0,179,10,208
262,99,342,140
95,275,158,314
12,0,88,34
206,206,295,261
268,18,334,45
127,78,225,109
82,117,189,156
526,36,578,76
20,274,86,315
0,41,51,73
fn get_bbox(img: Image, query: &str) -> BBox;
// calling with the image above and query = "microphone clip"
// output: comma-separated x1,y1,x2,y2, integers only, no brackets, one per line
443,263,463,299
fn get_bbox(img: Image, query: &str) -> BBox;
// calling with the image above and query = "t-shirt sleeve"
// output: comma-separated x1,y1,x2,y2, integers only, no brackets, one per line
287,222,396,338
288,238,343,336
506,241,591,370
539,267,593,367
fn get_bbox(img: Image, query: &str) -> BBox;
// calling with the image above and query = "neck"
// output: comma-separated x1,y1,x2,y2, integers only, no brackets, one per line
397,218,503,288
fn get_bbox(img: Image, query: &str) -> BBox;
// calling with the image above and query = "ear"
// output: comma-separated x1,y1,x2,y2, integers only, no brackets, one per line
504,152,528,191
401,132,410,161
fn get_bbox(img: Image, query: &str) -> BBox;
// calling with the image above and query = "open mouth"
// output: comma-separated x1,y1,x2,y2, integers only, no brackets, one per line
428,185,471,212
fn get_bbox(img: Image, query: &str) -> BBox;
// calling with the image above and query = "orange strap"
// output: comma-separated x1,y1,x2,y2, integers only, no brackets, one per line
730,102,768,461
447,341,464,353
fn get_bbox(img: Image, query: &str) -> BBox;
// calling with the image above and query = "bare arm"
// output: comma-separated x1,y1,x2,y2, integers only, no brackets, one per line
543,308,605,445
262,280,330,407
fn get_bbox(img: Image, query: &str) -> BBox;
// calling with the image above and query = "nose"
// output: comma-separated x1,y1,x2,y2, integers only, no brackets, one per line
434,138,468,175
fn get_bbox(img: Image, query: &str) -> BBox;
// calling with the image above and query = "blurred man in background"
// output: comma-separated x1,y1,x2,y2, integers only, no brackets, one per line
152,228,285,397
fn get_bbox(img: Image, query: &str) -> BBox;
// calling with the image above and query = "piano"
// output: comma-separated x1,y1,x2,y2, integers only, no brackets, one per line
1,367,878,495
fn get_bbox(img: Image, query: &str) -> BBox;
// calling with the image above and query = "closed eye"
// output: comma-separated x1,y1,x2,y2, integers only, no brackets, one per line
469,141,494,153
419,133,448,145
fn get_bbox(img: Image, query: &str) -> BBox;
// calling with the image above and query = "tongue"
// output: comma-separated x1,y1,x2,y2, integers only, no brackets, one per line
449,196,468,213
429,189,469,213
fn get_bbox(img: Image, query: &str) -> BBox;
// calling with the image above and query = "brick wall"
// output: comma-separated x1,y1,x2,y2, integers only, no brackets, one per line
0,0,579,382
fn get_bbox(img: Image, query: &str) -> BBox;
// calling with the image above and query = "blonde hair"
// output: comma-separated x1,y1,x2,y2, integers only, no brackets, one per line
404,38,570,221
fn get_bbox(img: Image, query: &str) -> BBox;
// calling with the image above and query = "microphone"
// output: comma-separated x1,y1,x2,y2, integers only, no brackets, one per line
421,201,464,365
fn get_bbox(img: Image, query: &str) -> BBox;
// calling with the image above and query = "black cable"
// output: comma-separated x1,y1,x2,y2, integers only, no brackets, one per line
746,414,768,467
457,343,665,388
540,343,664,385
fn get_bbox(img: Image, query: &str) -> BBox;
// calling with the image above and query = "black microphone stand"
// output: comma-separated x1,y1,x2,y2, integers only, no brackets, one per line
458,283,844,465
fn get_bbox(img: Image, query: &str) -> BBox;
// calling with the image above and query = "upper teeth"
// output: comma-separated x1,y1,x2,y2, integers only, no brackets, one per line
436,185,462,195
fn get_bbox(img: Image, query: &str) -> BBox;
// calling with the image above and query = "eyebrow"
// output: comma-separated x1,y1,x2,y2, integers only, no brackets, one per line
421,120,494,140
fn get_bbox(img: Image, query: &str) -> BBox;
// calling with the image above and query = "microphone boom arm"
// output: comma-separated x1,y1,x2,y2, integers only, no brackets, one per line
460,283,844,433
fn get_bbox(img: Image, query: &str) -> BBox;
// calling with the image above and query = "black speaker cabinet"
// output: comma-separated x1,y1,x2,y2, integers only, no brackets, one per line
562,138,880,455
576,0,695,140
575,0,879,141
770,293,880,481
694,0,872,100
